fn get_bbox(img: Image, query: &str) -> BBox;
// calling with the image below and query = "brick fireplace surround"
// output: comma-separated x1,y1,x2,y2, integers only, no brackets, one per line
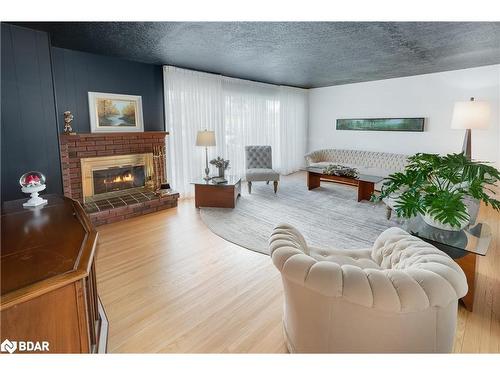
59,131,179,226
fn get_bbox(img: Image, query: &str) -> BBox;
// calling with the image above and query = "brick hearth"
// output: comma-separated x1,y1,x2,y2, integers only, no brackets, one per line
59,131,179,225
84,189,179,227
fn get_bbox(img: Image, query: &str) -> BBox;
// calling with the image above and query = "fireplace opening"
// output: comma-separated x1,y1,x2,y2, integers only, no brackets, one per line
93,165,146,195
81,153,154,202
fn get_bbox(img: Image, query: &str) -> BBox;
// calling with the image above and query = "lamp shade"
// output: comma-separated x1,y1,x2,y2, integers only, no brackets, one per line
451,98,491,130
195,130,216,147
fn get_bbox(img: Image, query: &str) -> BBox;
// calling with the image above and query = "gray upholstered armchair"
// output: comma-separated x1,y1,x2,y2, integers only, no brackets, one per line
245,145,279,194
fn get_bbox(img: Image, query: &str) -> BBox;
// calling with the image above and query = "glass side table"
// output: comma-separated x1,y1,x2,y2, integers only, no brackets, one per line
402,215,492,311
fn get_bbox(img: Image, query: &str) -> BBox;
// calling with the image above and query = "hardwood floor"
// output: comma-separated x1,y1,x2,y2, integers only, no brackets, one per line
95,199,287,353
95,174,500,353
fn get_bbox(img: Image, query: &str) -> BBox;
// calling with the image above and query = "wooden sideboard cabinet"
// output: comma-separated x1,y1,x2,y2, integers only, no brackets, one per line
0,195,108,353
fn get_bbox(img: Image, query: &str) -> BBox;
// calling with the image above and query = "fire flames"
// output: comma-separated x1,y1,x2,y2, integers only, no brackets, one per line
104,172,134,184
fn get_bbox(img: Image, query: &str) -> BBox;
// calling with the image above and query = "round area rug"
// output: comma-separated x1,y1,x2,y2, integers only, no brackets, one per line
199,179,401,255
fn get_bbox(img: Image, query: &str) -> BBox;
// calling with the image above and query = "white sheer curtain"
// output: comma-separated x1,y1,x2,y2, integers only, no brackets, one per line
164,66,308,197
222,76,281,180
163,66,223,196
278,86,309,174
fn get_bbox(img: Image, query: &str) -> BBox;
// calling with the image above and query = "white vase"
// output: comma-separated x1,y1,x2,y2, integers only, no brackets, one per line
421,212,469,232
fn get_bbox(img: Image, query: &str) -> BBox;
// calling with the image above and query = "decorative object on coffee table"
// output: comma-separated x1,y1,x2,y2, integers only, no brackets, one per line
19,171,48,207
322,164,358,178
375,153,500,231
304,166,382,202
196,129,216,181
210,156,230,178
63,111,76,135
451,97,490,159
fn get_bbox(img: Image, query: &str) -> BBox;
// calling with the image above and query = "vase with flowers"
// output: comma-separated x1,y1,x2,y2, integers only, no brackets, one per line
210,157,230,178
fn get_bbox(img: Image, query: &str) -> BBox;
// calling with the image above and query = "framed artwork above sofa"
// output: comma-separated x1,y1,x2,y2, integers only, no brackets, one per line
336,118,425,132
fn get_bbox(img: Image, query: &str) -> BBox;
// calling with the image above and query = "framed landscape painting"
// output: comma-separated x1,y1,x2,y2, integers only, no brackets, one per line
88,92,144,133
336,118,425,132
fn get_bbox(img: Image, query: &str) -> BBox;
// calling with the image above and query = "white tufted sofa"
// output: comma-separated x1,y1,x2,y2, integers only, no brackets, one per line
269,224,468,353
304,149,408,190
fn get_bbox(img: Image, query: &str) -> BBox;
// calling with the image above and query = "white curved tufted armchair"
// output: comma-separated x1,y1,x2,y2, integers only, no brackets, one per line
269,224,468,353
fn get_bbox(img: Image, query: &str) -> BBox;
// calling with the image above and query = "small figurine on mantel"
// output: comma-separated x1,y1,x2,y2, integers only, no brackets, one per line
63,111,76,135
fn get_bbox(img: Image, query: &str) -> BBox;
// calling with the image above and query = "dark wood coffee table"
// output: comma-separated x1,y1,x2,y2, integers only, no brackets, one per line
304,167,383,202
191,176,241,208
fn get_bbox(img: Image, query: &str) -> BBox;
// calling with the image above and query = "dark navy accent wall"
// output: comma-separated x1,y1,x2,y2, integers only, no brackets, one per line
1,24,62,202
52,47,165,133
1,24,165,202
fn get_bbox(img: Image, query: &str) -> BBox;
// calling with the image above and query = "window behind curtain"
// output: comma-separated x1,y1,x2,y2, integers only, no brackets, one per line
164,66,308,196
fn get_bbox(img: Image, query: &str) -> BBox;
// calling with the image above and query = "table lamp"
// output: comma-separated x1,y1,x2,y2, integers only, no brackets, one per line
196,129,216,180
451,97,490,159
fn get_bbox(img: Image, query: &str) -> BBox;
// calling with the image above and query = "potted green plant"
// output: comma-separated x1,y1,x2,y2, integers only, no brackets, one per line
374,153,500,231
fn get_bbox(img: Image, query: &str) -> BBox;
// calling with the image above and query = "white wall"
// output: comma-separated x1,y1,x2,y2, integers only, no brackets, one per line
308,64,500,165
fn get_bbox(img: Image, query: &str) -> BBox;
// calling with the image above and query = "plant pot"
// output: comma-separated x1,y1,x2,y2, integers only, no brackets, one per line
218,167,225,178
421,213,469,232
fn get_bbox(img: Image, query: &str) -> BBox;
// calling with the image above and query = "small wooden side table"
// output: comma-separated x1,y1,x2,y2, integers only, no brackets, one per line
192,176,241,208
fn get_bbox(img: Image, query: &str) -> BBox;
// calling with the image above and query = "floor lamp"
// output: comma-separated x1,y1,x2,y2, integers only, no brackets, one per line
451,97,490,159
196,129,216,180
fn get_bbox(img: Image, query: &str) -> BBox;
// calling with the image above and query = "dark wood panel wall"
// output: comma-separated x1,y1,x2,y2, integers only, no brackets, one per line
52,47,165,134
1,24,62,202
0,23,165,202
